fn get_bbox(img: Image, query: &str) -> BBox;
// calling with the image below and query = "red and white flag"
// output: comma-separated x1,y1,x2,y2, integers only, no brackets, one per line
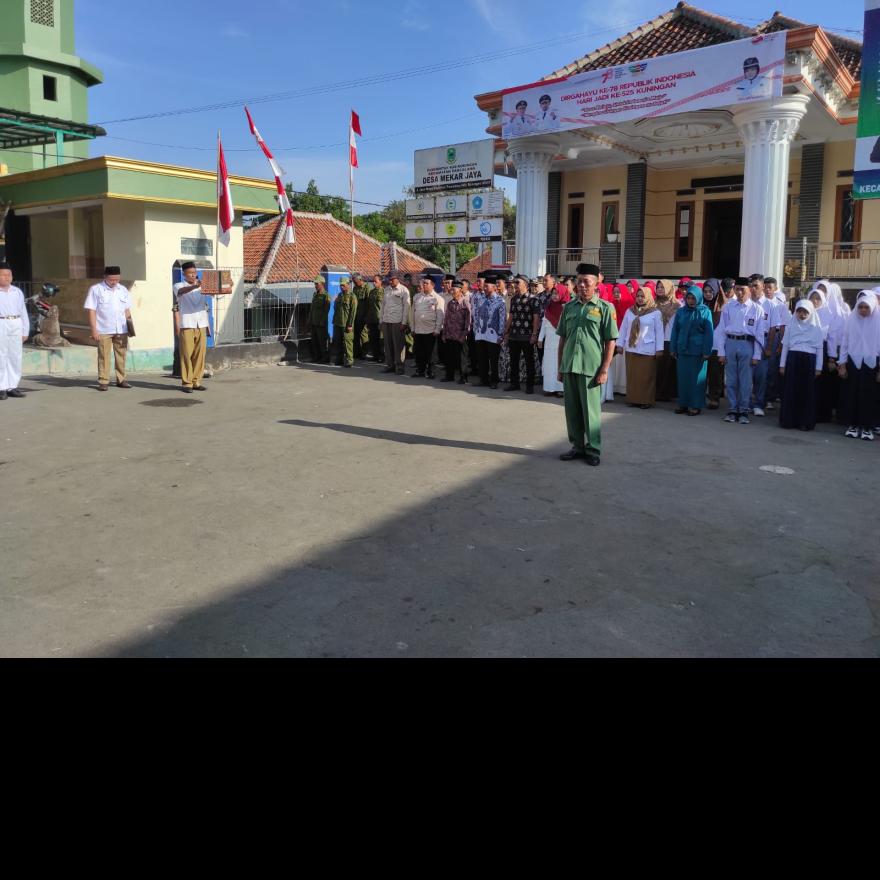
244,106,295,244
217,133,234,248
349,110,361,256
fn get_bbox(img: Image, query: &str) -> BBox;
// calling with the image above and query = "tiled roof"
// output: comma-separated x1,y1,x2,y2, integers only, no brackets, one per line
457,250,494,282
547,3,861,81
243,212,440,283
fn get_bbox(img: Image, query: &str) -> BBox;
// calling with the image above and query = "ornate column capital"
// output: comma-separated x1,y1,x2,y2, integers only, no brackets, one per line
732,95,810,146
506,136,560,171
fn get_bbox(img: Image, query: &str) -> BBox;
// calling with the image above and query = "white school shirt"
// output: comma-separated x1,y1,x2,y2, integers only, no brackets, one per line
173,281,210,330
754,296,773,344
780,328,824,371
83,282,131,335
770,299,790,330
715,298,766,360
616,309,664,355
0,285,27,328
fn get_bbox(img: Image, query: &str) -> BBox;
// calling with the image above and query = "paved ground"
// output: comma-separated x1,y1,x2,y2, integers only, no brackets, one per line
1,360,877,657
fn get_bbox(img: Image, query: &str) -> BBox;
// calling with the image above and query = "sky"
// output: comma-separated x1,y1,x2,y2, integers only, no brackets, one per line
75,0,864,211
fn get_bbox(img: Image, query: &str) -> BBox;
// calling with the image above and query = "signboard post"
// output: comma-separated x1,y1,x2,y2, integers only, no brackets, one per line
854,1,880,199
414,139,494,194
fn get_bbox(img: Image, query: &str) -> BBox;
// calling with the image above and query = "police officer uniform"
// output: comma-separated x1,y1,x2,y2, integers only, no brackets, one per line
84,266,132,390
0,262,27,400
735,58,771,100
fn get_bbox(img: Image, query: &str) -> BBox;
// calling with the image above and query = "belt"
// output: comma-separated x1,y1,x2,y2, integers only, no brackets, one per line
727,334,754,341
1,315,21,320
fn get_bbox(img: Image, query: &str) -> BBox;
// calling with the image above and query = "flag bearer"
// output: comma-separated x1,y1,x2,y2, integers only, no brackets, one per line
84,266,133,392
173,261,214,393
0,262,28,401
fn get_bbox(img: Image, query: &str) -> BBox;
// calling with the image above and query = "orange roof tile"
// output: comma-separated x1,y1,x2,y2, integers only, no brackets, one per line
243,212,440,283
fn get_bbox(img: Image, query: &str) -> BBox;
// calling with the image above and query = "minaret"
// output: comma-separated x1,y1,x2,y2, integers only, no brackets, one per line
0,0,103,172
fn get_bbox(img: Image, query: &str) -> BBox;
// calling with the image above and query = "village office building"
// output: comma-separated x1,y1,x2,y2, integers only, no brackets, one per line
0,0,279,373
475,3,866,293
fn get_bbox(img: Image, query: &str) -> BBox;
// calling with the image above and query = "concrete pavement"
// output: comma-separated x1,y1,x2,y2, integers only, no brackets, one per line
0,360,877,657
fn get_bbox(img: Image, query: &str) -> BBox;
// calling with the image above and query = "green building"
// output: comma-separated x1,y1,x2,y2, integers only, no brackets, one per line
0,0,103,173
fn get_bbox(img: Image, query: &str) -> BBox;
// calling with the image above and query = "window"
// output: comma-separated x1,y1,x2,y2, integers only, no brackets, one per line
601,201,619,243
833,184,862,259
567,204,583,251
675,201,695,261
30,0,55,27
42,75,57,101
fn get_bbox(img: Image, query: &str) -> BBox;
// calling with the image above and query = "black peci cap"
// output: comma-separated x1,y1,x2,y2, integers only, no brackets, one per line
576,263,600,276
0,262,11,271
104,266,121,275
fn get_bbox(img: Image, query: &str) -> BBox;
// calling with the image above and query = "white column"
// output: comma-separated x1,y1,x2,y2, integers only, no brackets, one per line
733,95,809,281
507,137,558,277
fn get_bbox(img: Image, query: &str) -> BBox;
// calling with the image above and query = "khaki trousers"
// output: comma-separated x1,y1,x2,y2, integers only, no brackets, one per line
180,327,207,388
97,334,128,385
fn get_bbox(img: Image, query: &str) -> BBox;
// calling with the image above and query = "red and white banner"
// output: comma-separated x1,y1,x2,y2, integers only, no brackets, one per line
501,33,785,138
217,133,234,248
349,109,361,256
244,105,295,244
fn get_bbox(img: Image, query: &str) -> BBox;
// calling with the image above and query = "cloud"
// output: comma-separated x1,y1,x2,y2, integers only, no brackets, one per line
222,24,251,39
469,0,525,42
401,1,430,32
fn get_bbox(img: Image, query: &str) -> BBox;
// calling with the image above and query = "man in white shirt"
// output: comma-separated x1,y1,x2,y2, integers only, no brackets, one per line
380,271,411,375
84,266,132,391
0,262,28,401
765,276,788,409
716,276,766,424
748,273,774,417
173,261,214,393
410,277,445,379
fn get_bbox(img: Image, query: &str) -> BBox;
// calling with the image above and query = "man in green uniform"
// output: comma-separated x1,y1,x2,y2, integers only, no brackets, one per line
556,264,618,466
366,275,385,361
332,278,358,368
351,273,371,360
309,276,332,363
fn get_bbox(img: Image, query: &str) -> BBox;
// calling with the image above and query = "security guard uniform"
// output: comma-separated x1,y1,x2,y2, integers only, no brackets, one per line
332,282,358,367
309,278,331,363
365,283,385,361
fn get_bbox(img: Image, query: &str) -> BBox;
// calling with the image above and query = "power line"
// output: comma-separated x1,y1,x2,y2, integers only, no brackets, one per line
96,15,658,125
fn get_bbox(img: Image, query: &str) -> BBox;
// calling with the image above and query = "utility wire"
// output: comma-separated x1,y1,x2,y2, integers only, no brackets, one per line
96,15,657,125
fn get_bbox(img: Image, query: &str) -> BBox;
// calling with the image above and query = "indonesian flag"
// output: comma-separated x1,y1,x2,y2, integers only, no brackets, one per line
217,133,234,248
244,106,294,244
349,110,361,256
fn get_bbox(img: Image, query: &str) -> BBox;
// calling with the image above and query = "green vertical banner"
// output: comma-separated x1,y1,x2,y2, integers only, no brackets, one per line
855,1,880,198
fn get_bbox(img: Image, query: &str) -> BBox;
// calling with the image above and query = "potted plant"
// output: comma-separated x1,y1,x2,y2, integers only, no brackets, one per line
605,207,619,243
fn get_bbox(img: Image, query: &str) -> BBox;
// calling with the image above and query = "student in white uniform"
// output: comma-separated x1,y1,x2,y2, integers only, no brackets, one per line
0,262,28,401
173,261,214,393
716,277,767,424
778,299,824,431
83,266,132,392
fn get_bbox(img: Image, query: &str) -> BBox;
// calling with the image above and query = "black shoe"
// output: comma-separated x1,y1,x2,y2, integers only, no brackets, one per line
116,382,133,389
457,377,467,385
411,372,424,378
504,384,520,392
382,367,395,373
675,407,687,414
441,377,455,382
193,385,207,391
426,372,435,379
489,382,498,390
182,387,193,394
6,389,24,398
525,386,534,395
97,384,109,392
584,454,601,467
560,448,585,461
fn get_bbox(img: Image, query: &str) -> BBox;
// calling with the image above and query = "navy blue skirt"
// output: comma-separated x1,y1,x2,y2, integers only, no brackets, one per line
779,350,817,430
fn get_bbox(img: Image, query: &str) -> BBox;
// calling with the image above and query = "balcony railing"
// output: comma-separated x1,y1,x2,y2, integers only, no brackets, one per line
504,242,621,278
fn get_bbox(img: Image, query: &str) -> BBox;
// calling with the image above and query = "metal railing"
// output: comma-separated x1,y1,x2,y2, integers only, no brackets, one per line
504,242,618,277
802,242,880,281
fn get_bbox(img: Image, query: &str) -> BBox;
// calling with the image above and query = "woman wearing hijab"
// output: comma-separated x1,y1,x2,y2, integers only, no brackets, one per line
607,280,636,399
654,279,681,402
669,284,715,415
837,290,880,441
779,299,824,431
808,284,842,423
616,286,664,408
538,283,570,396
701,278,725,409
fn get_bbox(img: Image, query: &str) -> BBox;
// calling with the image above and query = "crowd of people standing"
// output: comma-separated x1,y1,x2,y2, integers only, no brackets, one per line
306,265,880,447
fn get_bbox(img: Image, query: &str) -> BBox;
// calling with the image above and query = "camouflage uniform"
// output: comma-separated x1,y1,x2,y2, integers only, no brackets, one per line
332,284,358,367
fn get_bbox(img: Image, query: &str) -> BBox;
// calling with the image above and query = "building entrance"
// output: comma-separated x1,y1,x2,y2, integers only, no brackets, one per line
702,199,742,279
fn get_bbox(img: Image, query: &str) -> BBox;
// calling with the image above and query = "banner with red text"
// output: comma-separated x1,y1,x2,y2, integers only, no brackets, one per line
501,33,785,138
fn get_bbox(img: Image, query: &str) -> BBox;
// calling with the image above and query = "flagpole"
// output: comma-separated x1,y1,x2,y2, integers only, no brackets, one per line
215,130,221,343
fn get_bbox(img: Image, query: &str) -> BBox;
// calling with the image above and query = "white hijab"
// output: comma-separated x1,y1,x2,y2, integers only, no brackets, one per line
807,287,831,340
825,282,850,321
787,299,824,349
843,291,880,369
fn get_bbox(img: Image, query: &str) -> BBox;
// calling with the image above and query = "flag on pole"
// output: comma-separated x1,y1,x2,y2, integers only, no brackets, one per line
217,133,234,248
244,106,295,244
349,110,361,256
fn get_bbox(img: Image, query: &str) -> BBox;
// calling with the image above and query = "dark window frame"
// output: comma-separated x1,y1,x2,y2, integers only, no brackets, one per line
833,184,862,259
42,75,57,101
674,201,695,262
600,200,619,244
567,203,584,251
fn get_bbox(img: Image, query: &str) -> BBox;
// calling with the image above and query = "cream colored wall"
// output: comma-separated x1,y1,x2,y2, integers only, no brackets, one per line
30,212,70,278
558,166,629,249
139,203,245,351
818,139,880,242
